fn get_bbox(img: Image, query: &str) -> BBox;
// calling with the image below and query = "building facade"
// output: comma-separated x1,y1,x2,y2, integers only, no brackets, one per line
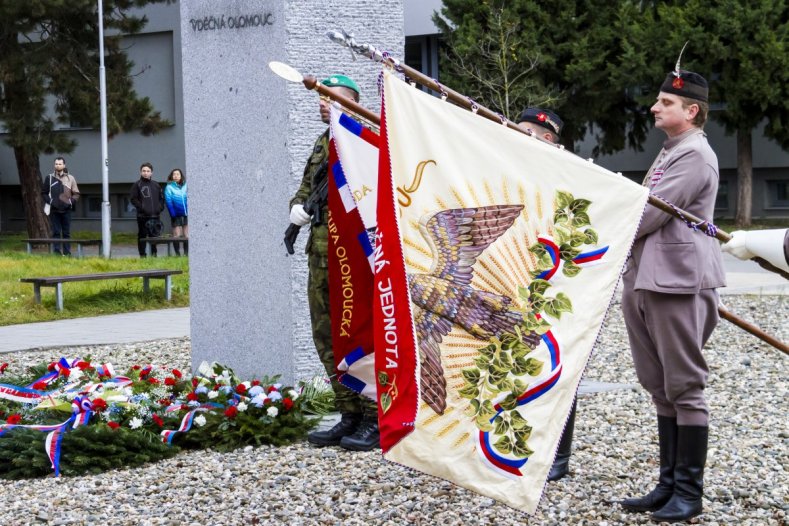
0,0,787,233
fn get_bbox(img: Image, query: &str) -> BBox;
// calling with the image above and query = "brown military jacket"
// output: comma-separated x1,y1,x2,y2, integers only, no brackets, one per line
626,127,726,294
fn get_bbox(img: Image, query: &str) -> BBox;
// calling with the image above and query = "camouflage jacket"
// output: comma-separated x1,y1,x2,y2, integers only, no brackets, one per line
290,129,329,259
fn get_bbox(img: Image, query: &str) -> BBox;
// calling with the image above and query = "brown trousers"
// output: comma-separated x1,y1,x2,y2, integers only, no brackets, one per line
622,274,719,426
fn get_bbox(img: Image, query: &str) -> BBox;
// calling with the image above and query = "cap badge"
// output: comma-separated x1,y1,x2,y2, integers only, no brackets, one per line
672,77,684,89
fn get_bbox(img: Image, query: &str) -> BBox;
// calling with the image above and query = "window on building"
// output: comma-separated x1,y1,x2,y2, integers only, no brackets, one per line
82,195,103,218
766,180,789,209
405,35,440,94
119,195,138,218
715,179,729,210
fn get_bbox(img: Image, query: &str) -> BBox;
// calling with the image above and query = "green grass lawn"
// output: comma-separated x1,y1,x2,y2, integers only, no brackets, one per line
0,250,189,326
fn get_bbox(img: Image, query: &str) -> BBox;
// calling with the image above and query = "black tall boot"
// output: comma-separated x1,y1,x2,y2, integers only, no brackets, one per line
173,241,181,256
308,413,361,447
621,415,678,512
548,400,576,481
339,414,379,451
652,425,708,522
183,240,189,256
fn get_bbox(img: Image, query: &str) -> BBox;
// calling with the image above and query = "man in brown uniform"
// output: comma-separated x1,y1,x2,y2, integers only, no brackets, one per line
620,69,725,522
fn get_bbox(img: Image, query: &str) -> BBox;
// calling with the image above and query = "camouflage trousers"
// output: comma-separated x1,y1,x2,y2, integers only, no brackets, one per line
308,255,377,416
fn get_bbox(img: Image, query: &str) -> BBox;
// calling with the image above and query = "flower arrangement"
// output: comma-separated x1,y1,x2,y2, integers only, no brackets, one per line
0,358,319,479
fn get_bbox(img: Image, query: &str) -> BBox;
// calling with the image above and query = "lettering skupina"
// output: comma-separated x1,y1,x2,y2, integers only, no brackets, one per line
189,13,274,32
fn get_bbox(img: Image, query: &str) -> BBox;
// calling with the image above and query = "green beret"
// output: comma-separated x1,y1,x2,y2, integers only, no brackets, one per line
321,74,360,95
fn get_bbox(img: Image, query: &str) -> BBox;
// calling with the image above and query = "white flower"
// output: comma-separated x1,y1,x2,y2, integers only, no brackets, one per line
251,395,268,408
207,390,219,400
248,386,264,397
267,406,278,418
273,383,282,390
70,368,83,381
242,381,251,389
194,415,207,427
237,402,248,412
287,389,299,400
268,391,282,401
195,386,208,395
129,417,143,429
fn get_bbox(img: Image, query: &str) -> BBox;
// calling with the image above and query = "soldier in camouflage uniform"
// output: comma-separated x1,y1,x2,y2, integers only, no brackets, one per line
289,75,379,451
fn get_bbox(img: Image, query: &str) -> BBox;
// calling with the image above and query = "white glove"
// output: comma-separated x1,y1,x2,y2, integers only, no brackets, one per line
721,228,789,272
289,204,311,226
720,230,754,260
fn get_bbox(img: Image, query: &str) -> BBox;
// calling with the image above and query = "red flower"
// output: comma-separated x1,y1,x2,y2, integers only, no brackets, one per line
192,378,199,389
235,384,247,394
0,363,8,374
60,368,71,377
6,414,22,425
172,369,183,379
164,377,177,386
152,414,164,427
131,365,142,371
32,381,48,391
283,398,294,411
251,380,261,387
224,406,238,419
47,362,56,371
187,392,199,402
267,386,278,394
75,361,91,370
107,422,120,430
158,398,171,406
148,377,160,385
91,398,108,412
213,384,221,391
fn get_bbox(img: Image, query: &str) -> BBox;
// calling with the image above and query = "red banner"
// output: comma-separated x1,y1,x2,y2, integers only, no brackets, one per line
373,98,420,452
327,139,376,397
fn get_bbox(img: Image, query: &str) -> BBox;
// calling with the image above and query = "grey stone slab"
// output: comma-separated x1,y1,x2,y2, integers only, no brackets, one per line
181,0,404,382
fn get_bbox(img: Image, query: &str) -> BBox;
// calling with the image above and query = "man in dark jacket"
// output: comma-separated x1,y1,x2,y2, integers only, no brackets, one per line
129,162,164,257
42,157,80,256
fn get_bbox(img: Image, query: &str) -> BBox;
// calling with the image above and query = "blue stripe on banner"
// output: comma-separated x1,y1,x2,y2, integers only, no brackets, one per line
357,230,374,257
339,113,363,137
344,347,367,367
332,161,348,188
339,374,367,394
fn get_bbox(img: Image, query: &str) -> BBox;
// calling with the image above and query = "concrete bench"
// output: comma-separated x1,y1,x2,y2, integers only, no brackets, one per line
20,269,183,311
23,238,103,258
141,237,189,257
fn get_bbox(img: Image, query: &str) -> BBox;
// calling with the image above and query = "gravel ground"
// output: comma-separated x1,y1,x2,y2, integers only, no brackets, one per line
0,295,786,526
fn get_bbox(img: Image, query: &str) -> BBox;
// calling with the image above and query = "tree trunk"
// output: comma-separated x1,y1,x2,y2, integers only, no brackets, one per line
734,127,753,228
14,146,50,238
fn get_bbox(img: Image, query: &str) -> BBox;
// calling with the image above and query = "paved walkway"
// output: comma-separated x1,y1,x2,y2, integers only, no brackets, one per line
1,253,784,354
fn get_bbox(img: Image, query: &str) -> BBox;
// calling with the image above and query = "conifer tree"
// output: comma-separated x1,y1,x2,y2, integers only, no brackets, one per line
653,0,789,226
433,0,655,154
0,0,170,237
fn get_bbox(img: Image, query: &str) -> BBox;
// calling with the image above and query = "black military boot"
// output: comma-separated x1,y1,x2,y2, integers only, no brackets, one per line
548,401,576,481
652,425,708,522
307,413,361,447
339,414,379,451
621,415,678,512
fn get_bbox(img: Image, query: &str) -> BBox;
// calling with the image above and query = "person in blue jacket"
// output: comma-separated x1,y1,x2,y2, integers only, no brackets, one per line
164,168,188,256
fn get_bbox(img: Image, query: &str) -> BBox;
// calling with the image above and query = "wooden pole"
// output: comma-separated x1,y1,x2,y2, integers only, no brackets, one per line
718,306,788,355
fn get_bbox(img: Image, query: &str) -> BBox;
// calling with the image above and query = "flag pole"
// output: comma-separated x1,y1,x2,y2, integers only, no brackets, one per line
326,30,789,283
98,0,111,258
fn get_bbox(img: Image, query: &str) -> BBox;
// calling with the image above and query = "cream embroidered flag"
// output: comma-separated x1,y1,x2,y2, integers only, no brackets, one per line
373,72,649,513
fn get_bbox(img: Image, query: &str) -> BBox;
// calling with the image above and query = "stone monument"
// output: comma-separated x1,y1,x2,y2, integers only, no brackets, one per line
180,0,404,382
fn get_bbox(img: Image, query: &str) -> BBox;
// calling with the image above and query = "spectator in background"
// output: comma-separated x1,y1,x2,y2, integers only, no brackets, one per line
42,157,80,256
129,162,164,257
164,168,188,256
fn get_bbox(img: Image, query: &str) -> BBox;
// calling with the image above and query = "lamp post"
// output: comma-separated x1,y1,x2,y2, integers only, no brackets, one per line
98,0,111,258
